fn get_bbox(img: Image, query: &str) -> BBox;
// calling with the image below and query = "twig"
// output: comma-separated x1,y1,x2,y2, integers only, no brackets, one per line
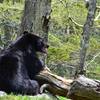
58,0,67,8
94,12,100,21
69,17,83,27
86,52,100,67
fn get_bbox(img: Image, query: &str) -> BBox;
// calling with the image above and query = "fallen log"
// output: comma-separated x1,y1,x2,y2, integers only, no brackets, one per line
36,68,100,100
36,68,73,97
68,75,100,100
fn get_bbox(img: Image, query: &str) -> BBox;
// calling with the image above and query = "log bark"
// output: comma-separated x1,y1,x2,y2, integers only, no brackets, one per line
36,69,100,100
36,68,73,97
68,75,100,100
68,76,100,100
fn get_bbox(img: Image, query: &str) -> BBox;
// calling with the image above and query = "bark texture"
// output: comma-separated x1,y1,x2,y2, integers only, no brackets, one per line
20,0,51,37
36,68,73,97
79,0,96,74
68,75,100,100
36,69,100,100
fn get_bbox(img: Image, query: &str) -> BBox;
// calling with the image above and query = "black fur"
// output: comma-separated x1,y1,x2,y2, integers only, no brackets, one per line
0,31,49,95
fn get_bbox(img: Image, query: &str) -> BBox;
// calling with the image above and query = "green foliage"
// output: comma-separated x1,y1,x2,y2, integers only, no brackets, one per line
0,94,70,100
48,33,80,63
87,66,100,80
48,33,100,78
0,3,23,23
51,0,87,34
89,36,100,51
57,96,70,100
0,2,24,47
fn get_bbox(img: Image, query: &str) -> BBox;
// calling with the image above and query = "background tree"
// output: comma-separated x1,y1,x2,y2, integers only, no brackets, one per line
78,0,97,75
20,0,51,38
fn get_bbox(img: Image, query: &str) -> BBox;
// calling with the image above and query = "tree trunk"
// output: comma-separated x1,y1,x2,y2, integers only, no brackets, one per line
78,0,96,75
20,0,51,66
20,0,51,37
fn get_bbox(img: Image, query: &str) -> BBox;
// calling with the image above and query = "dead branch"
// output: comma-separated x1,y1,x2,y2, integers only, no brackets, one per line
86,52,100,67
69,17,83,27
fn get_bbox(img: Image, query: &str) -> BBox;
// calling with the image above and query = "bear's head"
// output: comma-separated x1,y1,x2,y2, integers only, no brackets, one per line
23,31,49,53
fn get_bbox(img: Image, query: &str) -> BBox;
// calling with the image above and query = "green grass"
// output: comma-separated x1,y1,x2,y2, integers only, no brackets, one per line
0,94,70,100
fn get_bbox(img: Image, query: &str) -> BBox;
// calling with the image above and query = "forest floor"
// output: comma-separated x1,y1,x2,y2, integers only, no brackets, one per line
0,93,70,100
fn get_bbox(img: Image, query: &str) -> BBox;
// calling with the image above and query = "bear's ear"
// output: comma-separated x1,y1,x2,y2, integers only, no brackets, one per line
23,31,29,35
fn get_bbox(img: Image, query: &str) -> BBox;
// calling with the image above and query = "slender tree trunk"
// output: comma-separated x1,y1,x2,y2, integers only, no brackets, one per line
79,0,96,75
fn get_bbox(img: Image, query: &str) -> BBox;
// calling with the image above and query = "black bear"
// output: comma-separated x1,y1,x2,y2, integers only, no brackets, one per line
0,31,49,95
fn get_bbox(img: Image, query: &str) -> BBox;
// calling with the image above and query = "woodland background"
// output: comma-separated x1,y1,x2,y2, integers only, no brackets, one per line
0,0,100,100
